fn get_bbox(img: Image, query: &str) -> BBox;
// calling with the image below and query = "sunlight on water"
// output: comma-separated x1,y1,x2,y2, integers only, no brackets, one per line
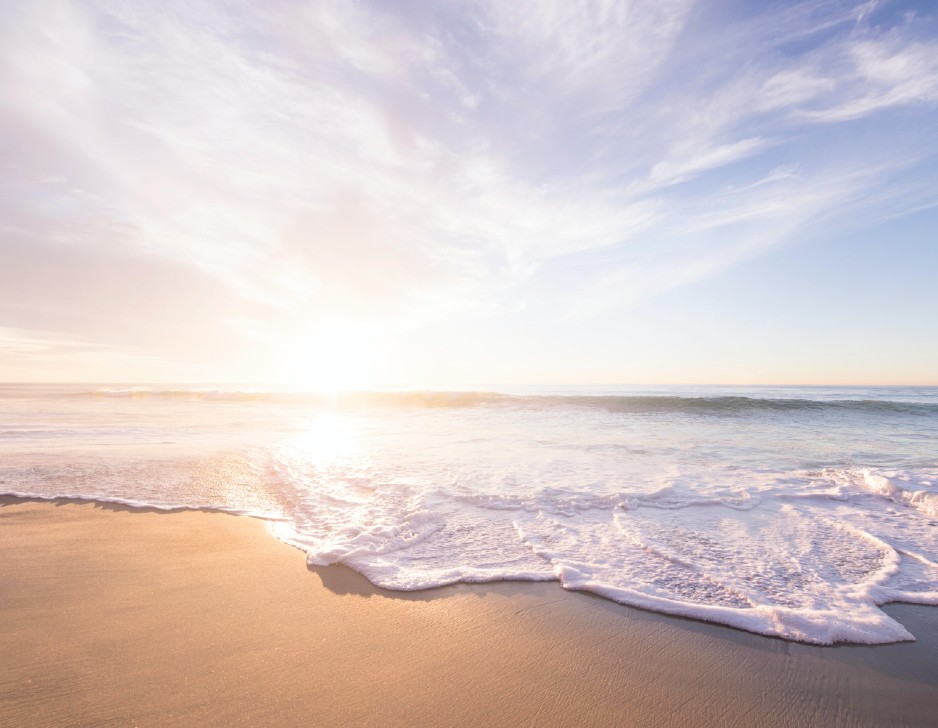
287,411,357,468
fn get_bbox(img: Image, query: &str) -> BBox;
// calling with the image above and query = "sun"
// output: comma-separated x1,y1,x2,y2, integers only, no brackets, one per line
288,325,376,392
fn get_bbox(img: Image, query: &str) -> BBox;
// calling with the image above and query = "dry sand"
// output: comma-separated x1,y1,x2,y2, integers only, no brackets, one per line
1,496,937,727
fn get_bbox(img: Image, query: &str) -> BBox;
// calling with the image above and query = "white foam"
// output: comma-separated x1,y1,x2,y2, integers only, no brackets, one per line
256,459,938,644
854,469,938,517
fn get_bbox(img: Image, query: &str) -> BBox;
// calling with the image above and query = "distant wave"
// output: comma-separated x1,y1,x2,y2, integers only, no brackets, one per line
541,395,938,416
39,388,937,415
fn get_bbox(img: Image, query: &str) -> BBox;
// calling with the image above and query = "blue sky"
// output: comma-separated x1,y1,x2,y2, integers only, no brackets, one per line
1,0,937,385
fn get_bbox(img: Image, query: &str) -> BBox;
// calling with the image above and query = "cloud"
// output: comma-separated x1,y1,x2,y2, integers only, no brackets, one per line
2,0,938,379
648,138,769,188
803,37,938,121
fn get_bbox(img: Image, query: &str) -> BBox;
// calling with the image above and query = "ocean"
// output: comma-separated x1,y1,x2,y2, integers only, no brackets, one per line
2,383,937,645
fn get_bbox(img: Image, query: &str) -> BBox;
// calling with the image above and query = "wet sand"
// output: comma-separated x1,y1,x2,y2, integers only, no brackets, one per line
2,496,937,727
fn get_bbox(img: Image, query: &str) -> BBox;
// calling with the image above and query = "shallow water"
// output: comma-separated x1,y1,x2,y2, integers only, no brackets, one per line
2,383,937,644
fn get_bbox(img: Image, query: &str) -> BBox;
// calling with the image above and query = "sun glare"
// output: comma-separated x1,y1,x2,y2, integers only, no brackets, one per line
288,325,376,392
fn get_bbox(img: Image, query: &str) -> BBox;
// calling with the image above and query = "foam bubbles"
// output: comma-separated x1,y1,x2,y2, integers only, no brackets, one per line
272,466,936,644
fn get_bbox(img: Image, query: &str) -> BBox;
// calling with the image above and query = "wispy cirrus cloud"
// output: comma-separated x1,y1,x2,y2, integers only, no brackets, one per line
1,0,937,380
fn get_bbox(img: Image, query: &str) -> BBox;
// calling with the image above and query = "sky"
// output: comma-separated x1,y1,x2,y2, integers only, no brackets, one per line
1,0,937,387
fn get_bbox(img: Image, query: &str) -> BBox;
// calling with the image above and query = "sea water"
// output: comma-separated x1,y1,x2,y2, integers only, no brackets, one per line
2,383,937,645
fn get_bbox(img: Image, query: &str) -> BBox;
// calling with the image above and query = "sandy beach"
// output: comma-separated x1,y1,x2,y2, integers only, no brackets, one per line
1,496,937,727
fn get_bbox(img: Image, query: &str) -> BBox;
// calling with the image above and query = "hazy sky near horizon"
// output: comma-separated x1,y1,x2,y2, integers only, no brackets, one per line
2,0,937,386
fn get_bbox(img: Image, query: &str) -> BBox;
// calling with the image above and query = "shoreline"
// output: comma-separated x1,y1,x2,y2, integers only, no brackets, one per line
2,496,938,726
